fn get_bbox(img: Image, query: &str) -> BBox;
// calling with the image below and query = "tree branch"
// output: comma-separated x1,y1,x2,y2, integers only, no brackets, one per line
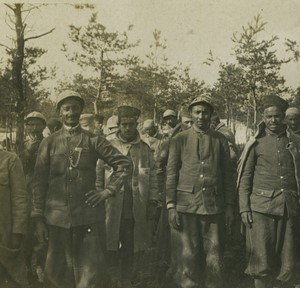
0,43,12,51
24,28,55,41
4,4,15,11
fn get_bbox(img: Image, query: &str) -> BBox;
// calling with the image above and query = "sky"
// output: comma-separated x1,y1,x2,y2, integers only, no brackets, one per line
0,0,300,98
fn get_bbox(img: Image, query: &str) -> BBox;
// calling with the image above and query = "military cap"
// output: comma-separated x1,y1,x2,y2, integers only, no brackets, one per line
56,90,84,110
163,109,176,118
143,119,155,129
286,107,300,116
106,115,118,129
25,111,46,125
188,95,214,112
263,95,288,112
118,105,141,120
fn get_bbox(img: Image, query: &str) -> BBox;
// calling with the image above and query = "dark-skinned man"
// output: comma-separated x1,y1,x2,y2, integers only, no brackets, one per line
238,95,300,288
97,105,160,288
166,95,235,288
32,90,131,288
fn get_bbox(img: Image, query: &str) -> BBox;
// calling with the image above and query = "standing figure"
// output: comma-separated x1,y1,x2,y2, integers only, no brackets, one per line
98,105,160,287
32,90,131,288
166,95,235,288
285,107,300,134
238,95,300,288
23,111,47,284
0,150,29,287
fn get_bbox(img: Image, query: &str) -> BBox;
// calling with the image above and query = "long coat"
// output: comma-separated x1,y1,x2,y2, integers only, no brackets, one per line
97,132,160,253
0,150,29,286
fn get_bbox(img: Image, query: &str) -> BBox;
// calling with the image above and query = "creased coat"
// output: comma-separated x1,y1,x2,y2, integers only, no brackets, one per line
97,133,160,253
0,150,29,286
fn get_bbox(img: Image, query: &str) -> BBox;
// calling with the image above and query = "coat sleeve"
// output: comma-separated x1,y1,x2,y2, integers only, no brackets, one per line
9,155,29,234
238,145,256,213
219,136,235,205
95,136,131,196
32,138,50,218
165,135,182,209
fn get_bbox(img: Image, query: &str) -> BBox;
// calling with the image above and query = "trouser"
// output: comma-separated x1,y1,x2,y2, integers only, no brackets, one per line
44,224,108,288
245,211,295,285
171,213,225,288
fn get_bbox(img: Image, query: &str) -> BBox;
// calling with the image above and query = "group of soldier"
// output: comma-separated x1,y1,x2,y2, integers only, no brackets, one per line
1,89,300,288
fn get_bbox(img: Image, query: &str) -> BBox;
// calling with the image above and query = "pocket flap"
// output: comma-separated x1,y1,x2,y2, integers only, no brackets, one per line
254,189,274,198
177,184,194,193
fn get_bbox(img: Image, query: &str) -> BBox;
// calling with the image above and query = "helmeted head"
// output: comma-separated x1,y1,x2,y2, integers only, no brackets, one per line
79,113,95,132
162,109,177,128
106,115,119,135
117,105,141,141
25,111,46,140
188,95,214,131
285,107,300,132
46,117,62,134
262,95,288,134
56,90,84,127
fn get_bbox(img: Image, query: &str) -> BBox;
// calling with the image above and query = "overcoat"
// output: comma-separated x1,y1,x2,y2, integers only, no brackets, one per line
0,150,29,286
97,132,160,253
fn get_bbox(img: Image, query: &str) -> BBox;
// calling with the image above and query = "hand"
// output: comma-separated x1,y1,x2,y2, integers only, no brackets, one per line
85,189,111,207
10,233,23,249
241,211,253,229
225,205,234,230
35,219,48,244
168,208,180,230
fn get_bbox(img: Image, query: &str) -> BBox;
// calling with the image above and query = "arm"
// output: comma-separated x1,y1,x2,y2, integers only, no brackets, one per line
9,155,29,235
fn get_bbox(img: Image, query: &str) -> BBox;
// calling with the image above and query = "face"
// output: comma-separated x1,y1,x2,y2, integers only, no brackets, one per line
59,99,83,127
182,119,193,128
263,106,285,133
164,116,177,128
119,117,138,141
145,126,156,137
191,104,212,131
285,114,300,131
26,118,45,139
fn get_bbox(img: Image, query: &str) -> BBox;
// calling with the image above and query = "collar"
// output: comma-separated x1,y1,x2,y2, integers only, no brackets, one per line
192,124,210,135
116,130,141,144
62,124,81,135
215,122,225,131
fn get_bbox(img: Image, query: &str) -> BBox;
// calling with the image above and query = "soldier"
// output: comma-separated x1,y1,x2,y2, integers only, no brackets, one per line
79,113,95,132
94,114,105,136
0,149,29,287
141,119,163,160
166,95,234,288
238,95,300,288
23,111,47,284
32,90,131,288
285,107,300,134
46,118,62,135
97,105,160,287
106,115,119,140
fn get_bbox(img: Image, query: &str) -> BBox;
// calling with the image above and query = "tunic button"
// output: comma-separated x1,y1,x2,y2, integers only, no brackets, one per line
202,187,206,191
278,163,281,166
201,161,204,164
280,188,284,192
280,176,283,179
261,192,264,195
200,174,204,178
277,150,280,153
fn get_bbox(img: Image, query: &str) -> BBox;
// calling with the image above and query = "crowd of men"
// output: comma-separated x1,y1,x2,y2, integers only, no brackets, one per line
1,90,300,288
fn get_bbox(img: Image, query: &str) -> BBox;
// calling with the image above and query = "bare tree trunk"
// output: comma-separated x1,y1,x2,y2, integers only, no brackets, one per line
13,4,25,159
94,50,104,114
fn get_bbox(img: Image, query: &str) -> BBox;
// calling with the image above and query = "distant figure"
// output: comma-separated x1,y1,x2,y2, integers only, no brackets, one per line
0,150,29,287
106,115,119,140
285,107,300,135
141,119,163,159
79,113,95,132
210,113,238,169
162,109,178,129
94,114,105,136
46,118,62,135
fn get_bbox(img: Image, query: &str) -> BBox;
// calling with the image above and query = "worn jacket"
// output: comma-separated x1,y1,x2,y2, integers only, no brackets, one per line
166,126,235,214
32,126,131,228
0,150,29,285
97,132,160,252
237,122,300,217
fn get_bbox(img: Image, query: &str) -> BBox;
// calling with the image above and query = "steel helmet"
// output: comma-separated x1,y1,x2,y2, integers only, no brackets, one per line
25,111,46,125
56,90,85,111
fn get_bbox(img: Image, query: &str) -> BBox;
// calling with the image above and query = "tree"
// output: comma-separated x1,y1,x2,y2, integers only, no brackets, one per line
1,4,55,156
232,14,294,131
62,13,139,114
